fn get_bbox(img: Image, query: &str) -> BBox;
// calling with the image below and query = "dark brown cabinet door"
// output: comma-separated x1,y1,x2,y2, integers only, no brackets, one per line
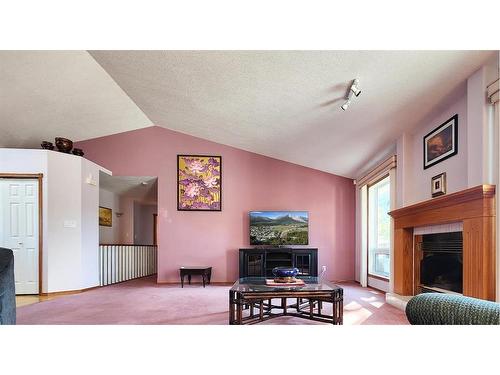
239,248,318,278
245,252,265,276
294,253,312,276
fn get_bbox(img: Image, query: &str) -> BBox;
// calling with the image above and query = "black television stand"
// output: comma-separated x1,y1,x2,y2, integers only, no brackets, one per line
239,247,318,278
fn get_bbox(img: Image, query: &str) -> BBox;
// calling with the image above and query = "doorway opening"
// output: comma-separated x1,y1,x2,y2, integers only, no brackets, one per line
98,173,158,286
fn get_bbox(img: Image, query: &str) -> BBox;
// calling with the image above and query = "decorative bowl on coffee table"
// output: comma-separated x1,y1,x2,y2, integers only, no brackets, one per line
272,267,299,283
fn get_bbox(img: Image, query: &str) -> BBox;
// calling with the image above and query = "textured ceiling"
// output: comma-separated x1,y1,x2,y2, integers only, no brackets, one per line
1,50,495,178
99,173,158,204
89,50,495,177
0,51,152,148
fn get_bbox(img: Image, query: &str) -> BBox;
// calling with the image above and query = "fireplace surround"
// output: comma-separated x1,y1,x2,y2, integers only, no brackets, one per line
389,185,496,301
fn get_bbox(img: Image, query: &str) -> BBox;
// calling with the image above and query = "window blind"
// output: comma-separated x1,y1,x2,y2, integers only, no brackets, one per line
356,155,397,187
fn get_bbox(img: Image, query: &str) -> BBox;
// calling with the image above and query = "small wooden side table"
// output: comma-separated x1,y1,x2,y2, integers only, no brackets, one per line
179,266,212,288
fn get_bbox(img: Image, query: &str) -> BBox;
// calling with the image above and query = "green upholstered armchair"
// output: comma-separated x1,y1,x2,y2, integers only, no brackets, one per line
406,293,500,325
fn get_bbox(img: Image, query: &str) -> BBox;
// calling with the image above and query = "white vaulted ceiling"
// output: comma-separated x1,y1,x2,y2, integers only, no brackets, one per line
0,51,152,148
89,50,495,177
1,50,496,177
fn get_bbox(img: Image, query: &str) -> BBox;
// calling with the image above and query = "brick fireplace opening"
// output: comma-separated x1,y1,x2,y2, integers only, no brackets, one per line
389,185,496,301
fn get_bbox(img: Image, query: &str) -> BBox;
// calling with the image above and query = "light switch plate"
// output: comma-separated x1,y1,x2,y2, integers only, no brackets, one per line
63,220,77,228
85,177,97,186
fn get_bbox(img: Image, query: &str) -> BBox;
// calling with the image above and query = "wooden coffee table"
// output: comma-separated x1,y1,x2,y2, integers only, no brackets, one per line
179,266,212,288
229,277,343,325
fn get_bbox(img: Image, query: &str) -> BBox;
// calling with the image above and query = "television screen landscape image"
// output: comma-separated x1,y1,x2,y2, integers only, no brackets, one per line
250,211,309,246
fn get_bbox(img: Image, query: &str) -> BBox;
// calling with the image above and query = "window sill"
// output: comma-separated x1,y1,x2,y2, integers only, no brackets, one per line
368,274,390,282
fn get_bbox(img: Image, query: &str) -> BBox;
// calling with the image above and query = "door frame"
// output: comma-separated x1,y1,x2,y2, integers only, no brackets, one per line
0,173,43,295
153,213,158,246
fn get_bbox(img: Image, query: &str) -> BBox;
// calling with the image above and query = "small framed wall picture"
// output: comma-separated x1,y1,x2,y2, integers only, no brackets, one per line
431,172,446,197
99,206,112,227
423,114,458,169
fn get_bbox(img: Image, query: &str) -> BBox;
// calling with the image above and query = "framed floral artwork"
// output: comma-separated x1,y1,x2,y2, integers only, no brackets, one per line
423,114,458,169
177,155,222,211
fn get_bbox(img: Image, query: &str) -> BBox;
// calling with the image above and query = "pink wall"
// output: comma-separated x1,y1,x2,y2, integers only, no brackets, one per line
77,126,355,282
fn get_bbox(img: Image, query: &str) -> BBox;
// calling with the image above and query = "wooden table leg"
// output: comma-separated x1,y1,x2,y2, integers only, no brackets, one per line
229,291,235,324
259,301,264,320
340,296,343,324
237,297,243,324
332,293,336,324
309,299,314,318
202,274,206,288
188,275,191,285
282,297,287,315
180,273,184,288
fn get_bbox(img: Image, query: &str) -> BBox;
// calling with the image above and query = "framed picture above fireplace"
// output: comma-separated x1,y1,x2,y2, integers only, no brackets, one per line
423,114,458,169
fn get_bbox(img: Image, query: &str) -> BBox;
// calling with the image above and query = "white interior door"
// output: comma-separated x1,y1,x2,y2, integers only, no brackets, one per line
0,178,39,294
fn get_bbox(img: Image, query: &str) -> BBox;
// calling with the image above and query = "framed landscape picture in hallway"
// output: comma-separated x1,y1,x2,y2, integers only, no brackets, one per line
177,155,222,211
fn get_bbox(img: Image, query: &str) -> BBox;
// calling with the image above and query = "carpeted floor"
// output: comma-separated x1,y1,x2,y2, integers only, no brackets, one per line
17,277,409,325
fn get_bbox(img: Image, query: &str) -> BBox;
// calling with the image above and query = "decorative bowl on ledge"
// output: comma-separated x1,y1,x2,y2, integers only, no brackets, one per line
55,137,73,153
272,267,300,283
41,141,54,150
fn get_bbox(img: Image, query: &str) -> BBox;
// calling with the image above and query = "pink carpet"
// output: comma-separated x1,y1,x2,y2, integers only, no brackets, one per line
17,277,409,325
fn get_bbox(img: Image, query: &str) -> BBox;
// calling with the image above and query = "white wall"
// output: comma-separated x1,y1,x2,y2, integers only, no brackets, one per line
98,188,157,245
133,201,157,245
396,56,498,208
119,196,135,243
467,61,499,187
46,151,83,292
396,133,413,208
404,87,468,206
0,148,109,293
81,160,100,289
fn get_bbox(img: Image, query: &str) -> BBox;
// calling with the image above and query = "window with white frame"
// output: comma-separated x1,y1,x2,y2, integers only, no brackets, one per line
368,175,390,279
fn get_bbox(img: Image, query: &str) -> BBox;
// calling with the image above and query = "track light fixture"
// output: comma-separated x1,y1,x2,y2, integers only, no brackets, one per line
350,79,362,97
341,78,361,111
341,99,351,111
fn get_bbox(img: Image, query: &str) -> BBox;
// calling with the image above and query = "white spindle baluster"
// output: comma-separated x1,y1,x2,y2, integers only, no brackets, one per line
98,245,158,286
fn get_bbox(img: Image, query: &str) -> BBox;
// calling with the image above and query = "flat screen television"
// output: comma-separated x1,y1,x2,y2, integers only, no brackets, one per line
249,211,309,246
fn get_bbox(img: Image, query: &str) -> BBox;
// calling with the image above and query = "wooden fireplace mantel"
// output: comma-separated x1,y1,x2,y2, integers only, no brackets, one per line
388,185,496,301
